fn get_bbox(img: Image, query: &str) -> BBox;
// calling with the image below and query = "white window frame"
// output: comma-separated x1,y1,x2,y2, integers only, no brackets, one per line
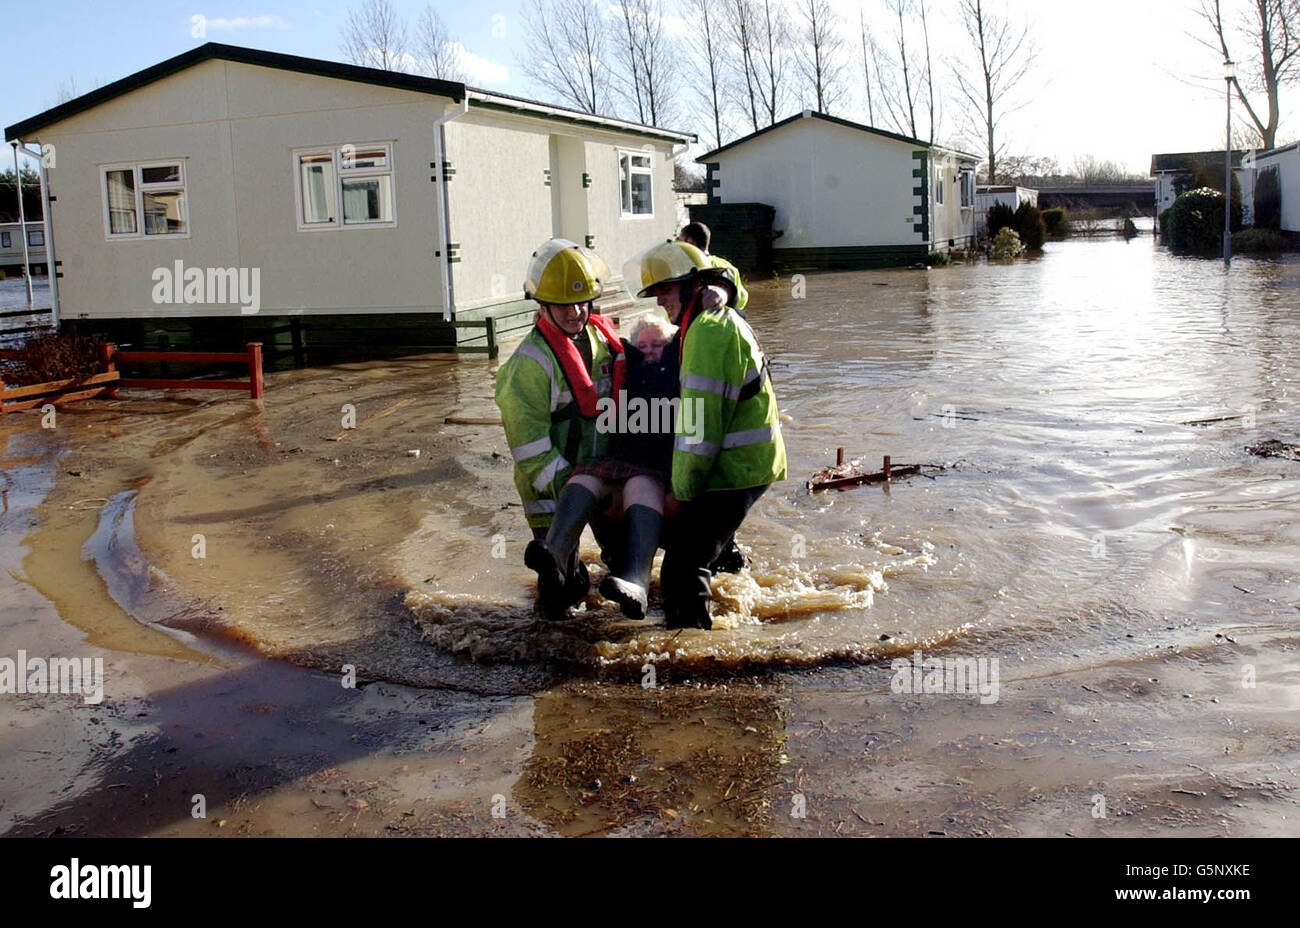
959,169,975,209
293,142,397,232
1,231,9,248
100,160,190,241
618,149,655,219
28,229,44,247
933,166,945,206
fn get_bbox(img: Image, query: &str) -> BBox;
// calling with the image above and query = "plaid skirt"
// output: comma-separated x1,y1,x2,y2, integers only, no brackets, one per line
572,456,669,484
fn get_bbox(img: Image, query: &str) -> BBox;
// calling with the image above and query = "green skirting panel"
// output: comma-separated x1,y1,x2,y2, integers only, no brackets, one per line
774,244,929,273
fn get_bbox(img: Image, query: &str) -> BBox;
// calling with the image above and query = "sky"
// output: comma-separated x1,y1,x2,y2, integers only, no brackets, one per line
3,0,1296,175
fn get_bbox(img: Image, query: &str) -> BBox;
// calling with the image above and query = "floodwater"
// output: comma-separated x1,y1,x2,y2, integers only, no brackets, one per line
3,234,1299,836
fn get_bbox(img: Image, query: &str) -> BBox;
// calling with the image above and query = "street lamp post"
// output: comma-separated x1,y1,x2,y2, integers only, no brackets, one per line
1224,59,1235,265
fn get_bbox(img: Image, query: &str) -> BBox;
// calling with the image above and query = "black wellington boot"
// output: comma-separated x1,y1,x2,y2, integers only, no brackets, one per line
525,484,600,614
598,504,661,620
708,536,747,574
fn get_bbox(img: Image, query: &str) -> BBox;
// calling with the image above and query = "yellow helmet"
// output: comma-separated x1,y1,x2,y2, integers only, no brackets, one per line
524,238,610,304
623,240,715,299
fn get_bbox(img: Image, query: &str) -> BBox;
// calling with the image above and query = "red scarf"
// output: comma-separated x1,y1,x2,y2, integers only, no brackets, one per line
536,310,626,418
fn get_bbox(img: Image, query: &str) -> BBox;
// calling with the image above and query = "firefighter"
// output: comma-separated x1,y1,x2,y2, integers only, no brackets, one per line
495,238,625,614
677,221,749,313
628,240,786,629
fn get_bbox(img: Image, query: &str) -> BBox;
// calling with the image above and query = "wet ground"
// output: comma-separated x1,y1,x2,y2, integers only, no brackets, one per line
2,235,1298,837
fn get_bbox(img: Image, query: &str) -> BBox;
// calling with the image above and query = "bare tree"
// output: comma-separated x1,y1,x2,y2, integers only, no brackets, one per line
613,1,649,123
794,0,848,113
1196,0,1300,149
724,0,764,132
859,9,877,125
874,0,922,139
952,0,1036,184
685,0,729,147
621,0,678,126
341,0,409,71
519,0,607,114
414,4,466,82
755,0,791,125
918,0,936,143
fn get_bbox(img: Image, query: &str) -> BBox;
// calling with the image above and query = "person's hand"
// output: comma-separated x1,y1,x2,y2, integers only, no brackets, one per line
701,284,729,310
663,493,682,522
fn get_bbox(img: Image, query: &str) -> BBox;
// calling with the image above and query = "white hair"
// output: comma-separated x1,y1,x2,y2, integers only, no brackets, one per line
629,315,678,344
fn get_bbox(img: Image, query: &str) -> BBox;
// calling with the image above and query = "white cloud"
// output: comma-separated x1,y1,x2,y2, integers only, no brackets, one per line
454,44,509,85
204,15,290,31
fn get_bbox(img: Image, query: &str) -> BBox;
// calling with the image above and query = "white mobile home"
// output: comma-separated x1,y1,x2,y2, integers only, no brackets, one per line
0,221,48,274
974,185,1038,236
1150,150,1250,221
697,111,979,271
1247,143,1300,232
3,43,691,351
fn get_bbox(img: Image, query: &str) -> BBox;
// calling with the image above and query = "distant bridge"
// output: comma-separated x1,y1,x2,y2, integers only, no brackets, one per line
1037,183,1155,214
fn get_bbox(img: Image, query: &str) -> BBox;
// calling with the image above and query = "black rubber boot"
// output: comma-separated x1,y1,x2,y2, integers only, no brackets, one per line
525,484,600,614
708,536,747,574
598,504,661,620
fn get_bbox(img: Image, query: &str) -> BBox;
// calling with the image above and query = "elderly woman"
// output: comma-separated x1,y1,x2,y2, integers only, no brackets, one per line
525,314,680,620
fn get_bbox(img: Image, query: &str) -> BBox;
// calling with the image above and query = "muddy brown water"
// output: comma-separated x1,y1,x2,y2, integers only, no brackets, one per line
3,235,1299,836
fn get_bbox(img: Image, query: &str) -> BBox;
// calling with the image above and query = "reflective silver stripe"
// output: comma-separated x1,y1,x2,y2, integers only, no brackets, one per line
674,435,719,458
515,341,561,409
515,341,552,371
510,436,553,462
524,499,557,515
682,372,740,401
742,363,763,387
722,425,776,449
556,390,573,406
532,454,569,491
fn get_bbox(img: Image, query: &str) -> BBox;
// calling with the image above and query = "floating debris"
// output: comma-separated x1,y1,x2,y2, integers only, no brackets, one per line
809,450,923,492
1245,439,1300,461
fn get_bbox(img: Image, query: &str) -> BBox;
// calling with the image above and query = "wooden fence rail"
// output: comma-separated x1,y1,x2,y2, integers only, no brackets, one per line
1,342,264,414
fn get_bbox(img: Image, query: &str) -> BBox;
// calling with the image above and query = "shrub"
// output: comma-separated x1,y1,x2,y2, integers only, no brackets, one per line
986,201,1015,238
1232,227,1290,254
1014,201,1047,250
0,331,104,386
1165,187,1231,256
926,250,950,266
1121,218,1138,239
991,226,1023,260
1041,207,1069,238
1254,166,1281,230
0,269,6,281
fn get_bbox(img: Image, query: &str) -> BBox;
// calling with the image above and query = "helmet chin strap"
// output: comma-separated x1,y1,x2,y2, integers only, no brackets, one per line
545,301,592,336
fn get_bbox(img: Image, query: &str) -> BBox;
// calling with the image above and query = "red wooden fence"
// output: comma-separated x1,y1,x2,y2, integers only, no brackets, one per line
1,342,264,415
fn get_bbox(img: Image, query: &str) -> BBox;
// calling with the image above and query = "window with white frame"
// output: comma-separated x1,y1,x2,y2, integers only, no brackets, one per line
934,166,945,205
295,143,394,229
28,229,44,247
1,232,9,248
619,150,653,216
959,169,974,208
102,162,187,237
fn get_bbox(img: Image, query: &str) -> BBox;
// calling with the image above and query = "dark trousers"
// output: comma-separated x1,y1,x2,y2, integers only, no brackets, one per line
660,484,768,627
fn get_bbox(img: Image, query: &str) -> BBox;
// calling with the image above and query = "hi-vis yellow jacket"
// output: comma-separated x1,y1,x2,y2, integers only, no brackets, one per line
495,324,618,528
707,255,748,312
673,306,785,501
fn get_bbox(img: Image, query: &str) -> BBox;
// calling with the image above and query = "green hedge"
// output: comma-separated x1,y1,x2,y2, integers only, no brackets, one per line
1042,207,1069,238
1232,228,1289,254
1165,187,1231,256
